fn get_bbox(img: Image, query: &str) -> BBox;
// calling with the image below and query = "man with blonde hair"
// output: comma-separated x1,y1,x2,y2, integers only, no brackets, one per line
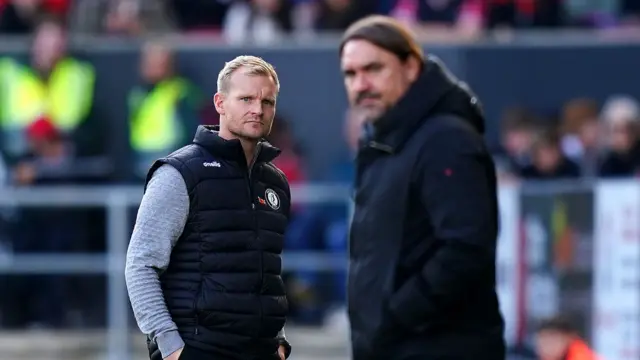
126,55,291,360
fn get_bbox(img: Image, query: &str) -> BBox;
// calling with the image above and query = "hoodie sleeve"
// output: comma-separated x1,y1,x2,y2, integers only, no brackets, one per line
387,121,499,331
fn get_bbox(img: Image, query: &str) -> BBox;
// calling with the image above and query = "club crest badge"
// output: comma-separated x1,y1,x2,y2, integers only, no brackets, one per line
265,188,280,210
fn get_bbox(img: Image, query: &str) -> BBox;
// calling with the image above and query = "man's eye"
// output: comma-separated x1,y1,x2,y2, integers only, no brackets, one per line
241,97,251,102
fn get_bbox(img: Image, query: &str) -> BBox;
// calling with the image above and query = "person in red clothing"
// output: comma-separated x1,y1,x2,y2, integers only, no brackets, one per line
535,316,601,360
267,116,306,184
455,0,565,29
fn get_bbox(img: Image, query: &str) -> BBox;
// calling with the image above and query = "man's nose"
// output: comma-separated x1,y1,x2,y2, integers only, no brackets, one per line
250,101,264,115
351,74,372,93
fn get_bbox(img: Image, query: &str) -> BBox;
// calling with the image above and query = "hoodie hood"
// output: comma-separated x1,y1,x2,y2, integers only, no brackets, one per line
371,55,485,151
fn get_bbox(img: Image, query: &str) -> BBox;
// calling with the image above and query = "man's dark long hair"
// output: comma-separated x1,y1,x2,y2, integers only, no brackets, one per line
339,15,424,63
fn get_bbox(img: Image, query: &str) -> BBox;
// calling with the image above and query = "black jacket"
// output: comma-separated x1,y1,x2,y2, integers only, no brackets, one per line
520,157,581,179
598,140,640,177
145,126,291,360
348,56,505,360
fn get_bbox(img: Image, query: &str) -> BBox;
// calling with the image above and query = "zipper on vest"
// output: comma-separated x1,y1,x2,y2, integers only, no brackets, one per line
246,149,258,212
247,146,264,338
193,283,201,335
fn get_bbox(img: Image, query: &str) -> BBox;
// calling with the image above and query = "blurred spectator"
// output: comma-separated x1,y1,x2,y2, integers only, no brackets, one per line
564,0,618,28
313,0,375,31
12,116,73,186
69,0,171,35
599,95,640,177
168,0,231,33
0,0,41,34
325,107,363,183
620,0,640,25
381,0,568,41
10,116,110,185
104,0,169,35
103,0,144,35
600,94,640,125
559,98,601,177
495,106,538,178
128,41,205,179
268,116,306,183
386,0,484,40
0,17,99,161
574,117,601,176
224,0,294,44
483,0,566,29
535,316,599,360
521,128,581,179
0,0,70,34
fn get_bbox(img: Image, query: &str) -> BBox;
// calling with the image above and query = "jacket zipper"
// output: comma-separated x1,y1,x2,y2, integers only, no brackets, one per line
194,228,202,334
246,146,263,339
194,266,201,334
368,140,394,154
194,148,262,337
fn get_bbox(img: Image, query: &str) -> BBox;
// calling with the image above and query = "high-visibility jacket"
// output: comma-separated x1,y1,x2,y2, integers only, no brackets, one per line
0,57,95,132
128,77,191,153
566,339,601,360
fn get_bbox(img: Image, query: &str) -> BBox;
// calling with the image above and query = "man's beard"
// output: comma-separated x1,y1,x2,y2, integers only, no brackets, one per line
230,127,268,141
353,93,389,122
356,105,388,124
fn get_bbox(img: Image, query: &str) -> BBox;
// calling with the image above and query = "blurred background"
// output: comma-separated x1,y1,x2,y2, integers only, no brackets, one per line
0,0,639,359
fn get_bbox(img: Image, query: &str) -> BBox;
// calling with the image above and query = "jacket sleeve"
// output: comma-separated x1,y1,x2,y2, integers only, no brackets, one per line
387,124,498,331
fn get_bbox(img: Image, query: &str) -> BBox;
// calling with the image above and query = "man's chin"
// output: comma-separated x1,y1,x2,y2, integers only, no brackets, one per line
236,130,266,141
360,107,385,122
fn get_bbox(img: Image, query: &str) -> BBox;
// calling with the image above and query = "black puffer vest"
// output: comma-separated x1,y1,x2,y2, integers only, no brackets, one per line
145,126,290,360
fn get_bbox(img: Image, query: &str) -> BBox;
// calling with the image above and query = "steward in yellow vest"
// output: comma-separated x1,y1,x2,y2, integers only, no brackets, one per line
0,18,96,160
128,42,204,178
0,56,94,134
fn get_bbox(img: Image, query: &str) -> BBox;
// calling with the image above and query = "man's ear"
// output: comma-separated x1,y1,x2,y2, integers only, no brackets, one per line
406,56,421,83
213,92,224,115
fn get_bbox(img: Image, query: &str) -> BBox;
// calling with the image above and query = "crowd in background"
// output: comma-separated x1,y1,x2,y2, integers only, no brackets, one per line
0,2,638,360
496,96,640,181
1,0,640,41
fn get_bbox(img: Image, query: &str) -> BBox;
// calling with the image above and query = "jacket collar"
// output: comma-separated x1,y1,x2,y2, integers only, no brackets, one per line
193,125,281,163
364,55,461,152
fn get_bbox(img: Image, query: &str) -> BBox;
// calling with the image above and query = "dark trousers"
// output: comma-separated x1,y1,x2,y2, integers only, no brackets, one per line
150,345,215,360
150,344,281,360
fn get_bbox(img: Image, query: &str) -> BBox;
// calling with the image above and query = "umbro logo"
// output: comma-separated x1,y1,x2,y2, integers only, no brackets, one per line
203,161,221,167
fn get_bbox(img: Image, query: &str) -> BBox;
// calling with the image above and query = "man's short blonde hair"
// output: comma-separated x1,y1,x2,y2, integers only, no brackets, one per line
217,55,280,94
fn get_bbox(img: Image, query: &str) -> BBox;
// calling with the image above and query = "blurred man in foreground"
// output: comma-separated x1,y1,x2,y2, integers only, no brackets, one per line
126,55,291,360
340,15,504,360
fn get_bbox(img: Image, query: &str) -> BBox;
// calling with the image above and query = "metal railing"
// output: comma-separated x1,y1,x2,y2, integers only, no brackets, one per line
0,183,352,360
